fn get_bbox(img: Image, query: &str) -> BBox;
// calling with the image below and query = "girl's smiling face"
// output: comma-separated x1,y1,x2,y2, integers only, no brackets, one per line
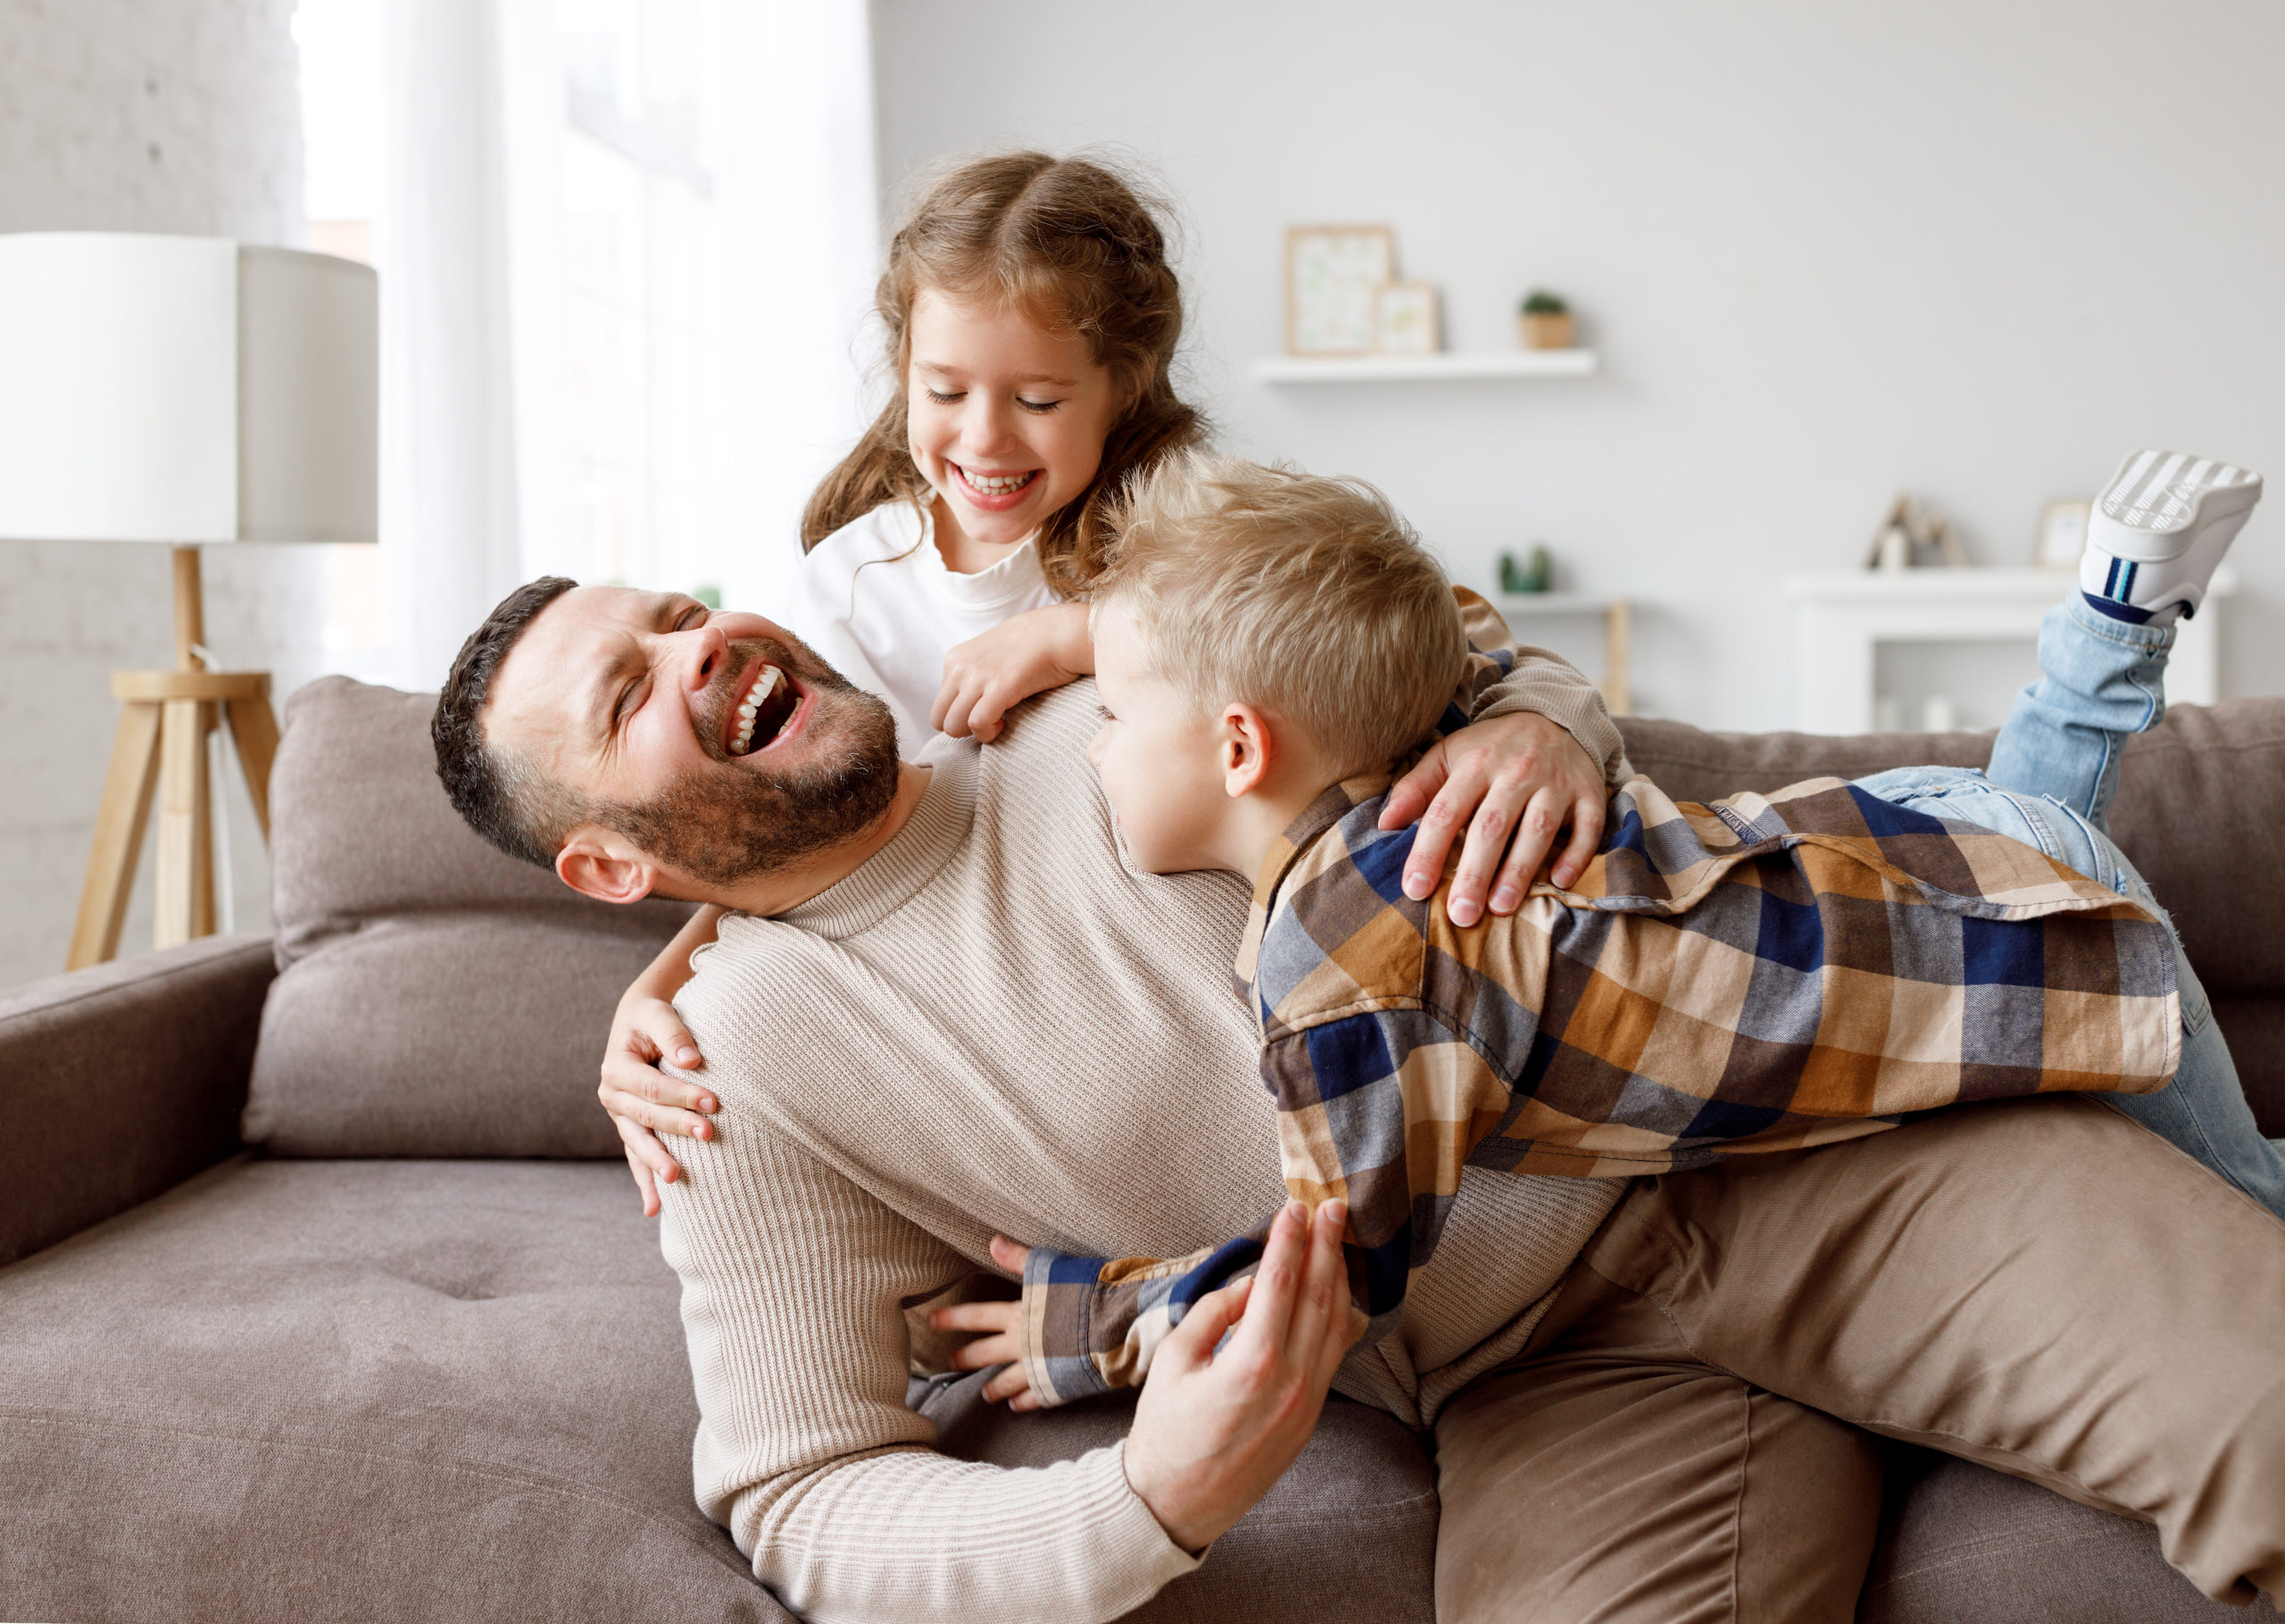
905,289,1126,563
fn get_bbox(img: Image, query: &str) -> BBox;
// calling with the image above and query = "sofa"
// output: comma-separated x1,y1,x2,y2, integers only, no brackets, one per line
3,675,2280,1624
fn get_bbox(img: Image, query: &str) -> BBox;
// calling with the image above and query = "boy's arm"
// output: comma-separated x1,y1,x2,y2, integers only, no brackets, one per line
1014,1007,1511,1407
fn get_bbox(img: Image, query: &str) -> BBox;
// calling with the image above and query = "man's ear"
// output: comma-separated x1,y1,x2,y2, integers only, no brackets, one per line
1218,702,1277,799
556,824,664,906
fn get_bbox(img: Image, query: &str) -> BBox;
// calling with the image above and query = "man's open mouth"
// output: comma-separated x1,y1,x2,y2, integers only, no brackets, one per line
727,661,802,756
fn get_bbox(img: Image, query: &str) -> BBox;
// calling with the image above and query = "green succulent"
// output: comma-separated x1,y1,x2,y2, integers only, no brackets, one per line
1519,290,1569,316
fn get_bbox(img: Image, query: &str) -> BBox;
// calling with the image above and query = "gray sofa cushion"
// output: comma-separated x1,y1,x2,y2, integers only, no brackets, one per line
0,1157,789,1624
0,1156,1437,1624
915,1371,1438,1623
245,677,693,1156
1859,1446,2276,1622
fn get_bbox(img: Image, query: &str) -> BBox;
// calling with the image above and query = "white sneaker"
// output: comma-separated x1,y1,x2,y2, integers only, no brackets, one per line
2080,449,2262,624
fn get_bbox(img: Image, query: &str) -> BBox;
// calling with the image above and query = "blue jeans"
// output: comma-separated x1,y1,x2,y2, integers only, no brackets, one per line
1849,596,2285,1221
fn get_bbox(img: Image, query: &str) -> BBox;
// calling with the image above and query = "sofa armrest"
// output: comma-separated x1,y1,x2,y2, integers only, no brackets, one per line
0,934,276,1267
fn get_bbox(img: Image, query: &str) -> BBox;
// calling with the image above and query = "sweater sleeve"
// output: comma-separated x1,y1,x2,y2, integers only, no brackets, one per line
659,1116,1201,1624
1450,586,1633,786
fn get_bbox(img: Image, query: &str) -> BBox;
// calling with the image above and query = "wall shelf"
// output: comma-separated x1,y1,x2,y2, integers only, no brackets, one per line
1253,350,1599,384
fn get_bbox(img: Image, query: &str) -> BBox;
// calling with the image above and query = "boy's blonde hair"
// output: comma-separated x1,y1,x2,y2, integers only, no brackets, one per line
1095,454,1467,778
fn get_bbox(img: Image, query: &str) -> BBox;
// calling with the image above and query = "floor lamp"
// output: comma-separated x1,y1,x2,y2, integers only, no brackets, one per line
0,234,378,970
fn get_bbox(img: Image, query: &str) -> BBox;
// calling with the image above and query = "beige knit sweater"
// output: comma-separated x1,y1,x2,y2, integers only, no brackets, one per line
658,656,1628,1624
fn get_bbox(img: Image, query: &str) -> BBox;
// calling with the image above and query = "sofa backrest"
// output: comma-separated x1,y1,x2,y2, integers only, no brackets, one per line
245,677,694,1157
1620,697,2285,1131
245,679,2284,1158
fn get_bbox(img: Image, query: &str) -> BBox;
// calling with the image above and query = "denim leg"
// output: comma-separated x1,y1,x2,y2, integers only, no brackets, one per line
1855,771,2285,1222
1983,595,2174,832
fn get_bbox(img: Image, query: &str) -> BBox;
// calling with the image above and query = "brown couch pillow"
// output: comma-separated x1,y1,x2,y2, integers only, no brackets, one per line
244,677,694,1157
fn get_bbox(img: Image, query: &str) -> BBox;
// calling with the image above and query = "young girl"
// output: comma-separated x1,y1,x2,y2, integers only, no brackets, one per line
598,151,1622,1212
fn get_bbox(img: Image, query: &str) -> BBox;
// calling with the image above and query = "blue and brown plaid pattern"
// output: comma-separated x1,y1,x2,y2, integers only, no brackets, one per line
1018,774,2181,1407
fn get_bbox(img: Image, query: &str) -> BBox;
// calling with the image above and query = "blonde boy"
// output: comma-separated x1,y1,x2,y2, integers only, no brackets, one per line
1001,454,2204,1409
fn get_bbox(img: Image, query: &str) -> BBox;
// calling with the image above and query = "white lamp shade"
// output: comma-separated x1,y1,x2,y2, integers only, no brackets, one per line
0,233,378,544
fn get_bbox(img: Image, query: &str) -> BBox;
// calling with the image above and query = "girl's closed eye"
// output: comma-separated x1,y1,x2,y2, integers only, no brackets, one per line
925,387,964,405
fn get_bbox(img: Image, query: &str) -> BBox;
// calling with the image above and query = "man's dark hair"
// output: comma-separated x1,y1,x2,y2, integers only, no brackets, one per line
433,576,580,866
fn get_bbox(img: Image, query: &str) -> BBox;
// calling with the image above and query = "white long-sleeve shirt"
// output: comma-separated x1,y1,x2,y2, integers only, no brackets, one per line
770,500,1059,755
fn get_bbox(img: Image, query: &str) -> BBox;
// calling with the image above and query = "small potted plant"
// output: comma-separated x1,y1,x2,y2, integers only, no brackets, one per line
1518,290,1574,351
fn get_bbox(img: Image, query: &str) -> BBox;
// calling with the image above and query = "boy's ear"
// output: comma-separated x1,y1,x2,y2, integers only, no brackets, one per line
1218,702,1277,799
556,825,664,906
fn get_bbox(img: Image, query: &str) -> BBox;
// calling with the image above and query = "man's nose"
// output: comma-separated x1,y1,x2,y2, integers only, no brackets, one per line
671,622,733,696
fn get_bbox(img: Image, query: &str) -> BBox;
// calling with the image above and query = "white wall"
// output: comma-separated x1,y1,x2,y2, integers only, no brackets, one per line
0,0,320,989
869,0,2285,727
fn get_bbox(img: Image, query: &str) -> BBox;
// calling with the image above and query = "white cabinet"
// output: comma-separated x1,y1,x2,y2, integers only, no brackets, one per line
1785,568,2232,735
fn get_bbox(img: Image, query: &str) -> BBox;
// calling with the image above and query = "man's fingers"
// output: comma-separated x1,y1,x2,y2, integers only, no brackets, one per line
1401,773,1481,900
1549,792,1606,891
1156,1275,1253,1379
951,1332,1023,1371
988,1234,1029,1273
1283,1198,1350,1363
1468,784,1559,919
1380,744,1448,833
1227,1202,1309,1356
1446,779,1535,925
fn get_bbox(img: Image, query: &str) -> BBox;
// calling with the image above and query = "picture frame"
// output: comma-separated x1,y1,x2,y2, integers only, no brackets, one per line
1375,282,1441,353
1284,225,1395,356
2037,498,2092,570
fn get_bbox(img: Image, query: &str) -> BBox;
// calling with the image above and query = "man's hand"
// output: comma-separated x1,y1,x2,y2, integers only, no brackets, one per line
1382,711,1606,926
929,1235,1041,1409
1121,1199,1359,1554
932,602,1093,742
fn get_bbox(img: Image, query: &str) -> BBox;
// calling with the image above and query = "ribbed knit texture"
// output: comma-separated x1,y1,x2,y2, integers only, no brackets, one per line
658,670,1624,1624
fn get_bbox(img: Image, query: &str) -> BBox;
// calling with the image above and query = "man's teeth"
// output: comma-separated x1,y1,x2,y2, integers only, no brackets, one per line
960,466,1036,495
730,667,782,755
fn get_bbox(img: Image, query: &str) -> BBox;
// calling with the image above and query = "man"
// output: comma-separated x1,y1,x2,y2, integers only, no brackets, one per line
433,580,2285,1624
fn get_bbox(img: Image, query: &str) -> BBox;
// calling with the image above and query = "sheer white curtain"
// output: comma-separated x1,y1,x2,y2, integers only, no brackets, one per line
378,0,879,690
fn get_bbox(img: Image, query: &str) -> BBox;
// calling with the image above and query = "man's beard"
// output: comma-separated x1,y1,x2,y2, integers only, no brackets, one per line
597,635,902,887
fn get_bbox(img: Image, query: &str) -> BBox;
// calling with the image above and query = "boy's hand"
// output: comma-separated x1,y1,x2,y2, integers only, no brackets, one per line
1383,711,1606,926
933,602,1094,743
929,1235,1042,1409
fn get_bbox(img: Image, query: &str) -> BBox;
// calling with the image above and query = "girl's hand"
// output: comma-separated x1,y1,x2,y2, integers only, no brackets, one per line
599,993,719,1217
933,602,1094,743
1382,711,1608,928
928,1235,1041,1409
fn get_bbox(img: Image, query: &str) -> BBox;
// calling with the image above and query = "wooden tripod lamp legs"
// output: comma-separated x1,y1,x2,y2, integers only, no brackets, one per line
63,547,282,972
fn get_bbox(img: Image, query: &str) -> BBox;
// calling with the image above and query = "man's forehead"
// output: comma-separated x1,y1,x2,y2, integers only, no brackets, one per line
489,584,658,746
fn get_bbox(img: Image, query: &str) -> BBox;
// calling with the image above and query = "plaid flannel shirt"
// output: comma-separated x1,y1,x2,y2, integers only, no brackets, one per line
1017,772,2181,1407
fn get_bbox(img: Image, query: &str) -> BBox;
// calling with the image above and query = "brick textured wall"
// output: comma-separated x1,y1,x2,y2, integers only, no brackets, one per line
0,0,322,987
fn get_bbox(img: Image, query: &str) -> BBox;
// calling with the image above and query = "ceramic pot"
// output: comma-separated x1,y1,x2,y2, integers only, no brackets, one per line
1519,312,1575,350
